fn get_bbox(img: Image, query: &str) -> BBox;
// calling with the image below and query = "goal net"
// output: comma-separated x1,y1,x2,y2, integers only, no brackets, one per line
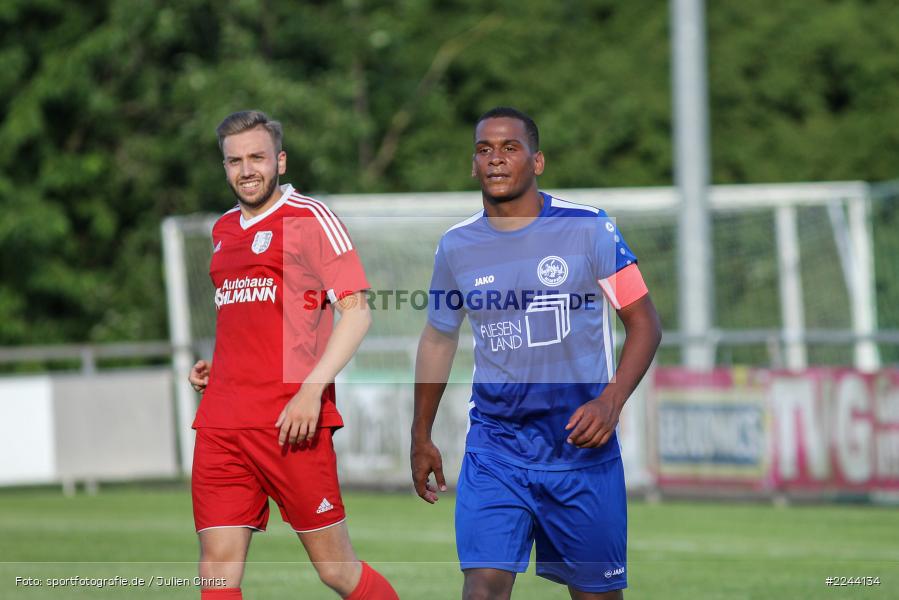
162,181,888,482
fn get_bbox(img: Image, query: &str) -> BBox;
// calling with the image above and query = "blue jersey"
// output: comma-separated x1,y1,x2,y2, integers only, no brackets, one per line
428,192,638,469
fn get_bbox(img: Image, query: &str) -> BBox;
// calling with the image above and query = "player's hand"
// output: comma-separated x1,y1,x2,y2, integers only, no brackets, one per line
565,391,626,448
276,383,324,446
411,438,447,504
188,360,210,393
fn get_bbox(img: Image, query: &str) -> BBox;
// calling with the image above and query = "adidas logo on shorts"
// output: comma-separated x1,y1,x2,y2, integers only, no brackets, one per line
316,498,334,514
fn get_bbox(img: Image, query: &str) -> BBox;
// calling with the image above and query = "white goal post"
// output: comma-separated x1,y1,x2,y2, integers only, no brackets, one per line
162,181,882,474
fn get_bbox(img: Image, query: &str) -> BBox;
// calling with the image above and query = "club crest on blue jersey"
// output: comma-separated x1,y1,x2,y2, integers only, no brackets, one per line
537,255,568,287
251,231,273,254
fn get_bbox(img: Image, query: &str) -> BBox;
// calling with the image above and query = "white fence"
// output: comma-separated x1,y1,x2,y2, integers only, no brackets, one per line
0,369,179,490
2,366,897,503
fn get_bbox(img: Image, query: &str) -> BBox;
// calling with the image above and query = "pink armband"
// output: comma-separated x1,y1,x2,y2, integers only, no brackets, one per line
597,263,648,310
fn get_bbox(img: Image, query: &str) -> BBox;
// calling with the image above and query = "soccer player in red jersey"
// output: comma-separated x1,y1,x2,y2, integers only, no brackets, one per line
188,110,397,600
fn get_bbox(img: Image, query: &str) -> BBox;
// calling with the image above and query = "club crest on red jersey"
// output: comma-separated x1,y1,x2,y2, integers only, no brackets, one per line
251,231,273,254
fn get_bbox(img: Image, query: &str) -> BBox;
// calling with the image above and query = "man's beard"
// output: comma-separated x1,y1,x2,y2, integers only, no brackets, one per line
482,180,528,204
229,175,279,209
484,191,518,203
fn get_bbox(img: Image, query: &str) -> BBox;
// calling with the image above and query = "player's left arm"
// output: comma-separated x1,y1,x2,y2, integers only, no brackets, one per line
276,292,372,446
566,293,662,448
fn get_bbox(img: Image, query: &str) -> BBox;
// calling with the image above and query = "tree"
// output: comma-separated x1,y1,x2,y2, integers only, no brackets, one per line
0,0,896,354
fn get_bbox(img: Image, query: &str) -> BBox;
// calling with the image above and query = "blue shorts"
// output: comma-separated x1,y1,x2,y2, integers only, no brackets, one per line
455,452,627,593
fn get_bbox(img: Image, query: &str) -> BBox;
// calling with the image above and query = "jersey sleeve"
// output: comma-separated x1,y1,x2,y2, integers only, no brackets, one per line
208,221,221,286
427,236,465,333
593,212,648,309
298,210,370,302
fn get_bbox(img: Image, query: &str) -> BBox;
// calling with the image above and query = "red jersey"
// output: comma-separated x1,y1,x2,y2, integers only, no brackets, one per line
194,184,370,429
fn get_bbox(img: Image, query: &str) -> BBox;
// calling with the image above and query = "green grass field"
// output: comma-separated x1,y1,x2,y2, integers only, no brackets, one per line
1,485,896,599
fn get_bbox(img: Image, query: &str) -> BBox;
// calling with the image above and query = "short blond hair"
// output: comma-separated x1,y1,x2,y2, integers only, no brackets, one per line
216,110,283,154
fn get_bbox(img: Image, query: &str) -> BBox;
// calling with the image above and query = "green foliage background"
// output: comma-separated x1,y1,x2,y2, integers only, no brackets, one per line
0,0,897,348
2,487,898,599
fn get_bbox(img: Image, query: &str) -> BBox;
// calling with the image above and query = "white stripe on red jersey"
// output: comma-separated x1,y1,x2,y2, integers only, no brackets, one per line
292,193,353,250
286,200,353,255
288,193,353,253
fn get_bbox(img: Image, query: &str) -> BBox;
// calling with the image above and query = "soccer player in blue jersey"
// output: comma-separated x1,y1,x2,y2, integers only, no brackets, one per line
411,107,662,599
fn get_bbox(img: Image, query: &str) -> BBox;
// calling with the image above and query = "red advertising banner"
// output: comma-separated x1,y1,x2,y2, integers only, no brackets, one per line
650,367,899,495
770,369,899,491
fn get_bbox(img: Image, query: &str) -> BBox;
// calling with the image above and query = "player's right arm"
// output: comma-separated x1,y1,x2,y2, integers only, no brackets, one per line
188,360,211,393
411,322,459,504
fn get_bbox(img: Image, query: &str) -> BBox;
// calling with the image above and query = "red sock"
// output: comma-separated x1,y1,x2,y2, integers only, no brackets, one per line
201,588,242,599
345,561,398,600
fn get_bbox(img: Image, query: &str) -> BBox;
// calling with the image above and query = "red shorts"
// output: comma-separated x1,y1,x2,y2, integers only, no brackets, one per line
192,427,346,533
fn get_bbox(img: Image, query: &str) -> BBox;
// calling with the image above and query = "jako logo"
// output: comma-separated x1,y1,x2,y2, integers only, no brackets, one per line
604,567,625,579
474,275,495,286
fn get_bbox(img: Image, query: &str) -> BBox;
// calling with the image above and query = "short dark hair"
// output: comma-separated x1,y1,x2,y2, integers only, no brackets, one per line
216,110,283,154
475,106,539,152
